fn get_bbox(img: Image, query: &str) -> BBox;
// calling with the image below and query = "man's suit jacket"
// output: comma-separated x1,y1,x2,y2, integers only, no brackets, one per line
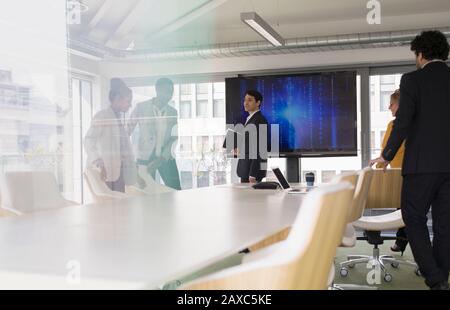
84,107,136,184
128,98,178,162
382,61,450,175
237,110,269,181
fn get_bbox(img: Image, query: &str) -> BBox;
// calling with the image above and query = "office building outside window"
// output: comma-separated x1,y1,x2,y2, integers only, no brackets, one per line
179,100,192,119
180,84,191,95
130,82,230,190
180,171,193,190
213,99,225,118
196,100,208,118
197,136,210,156
196,83,209,95
0,2,76,201
179,136,192,153
380,91,392,111
213,135,225,152
214,171,227,185
197,171,210,188
213,82,225,95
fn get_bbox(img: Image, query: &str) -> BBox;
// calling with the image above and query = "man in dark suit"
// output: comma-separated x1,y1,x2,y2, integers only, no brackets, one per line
370,30,450,290
235,90,269,183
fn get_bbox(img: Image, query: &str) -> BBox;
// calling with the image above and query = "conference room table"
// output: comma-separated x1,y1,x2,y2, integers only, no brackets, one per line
0,184,305,289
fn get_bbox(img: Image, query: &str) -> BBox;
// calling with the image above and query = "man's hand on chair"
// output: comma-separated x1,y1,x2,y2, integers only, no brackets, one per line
369,157,390,172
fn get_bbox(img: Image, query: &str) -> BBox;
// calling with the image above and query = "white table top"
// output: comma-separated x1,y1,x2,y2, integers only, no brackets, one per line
0,184,303,289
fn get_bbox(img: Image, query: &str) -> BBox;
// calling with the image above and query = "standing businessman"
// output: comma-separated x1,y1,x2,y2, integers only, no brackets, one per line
235,90,269,183
370,30,450,290
128,78,181,190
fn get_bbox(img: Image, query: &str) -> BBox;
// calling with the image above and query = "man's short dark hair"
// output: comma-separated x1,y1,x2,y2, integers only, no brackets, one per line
155,78,174,91
410,30,449,61
246,90,263,103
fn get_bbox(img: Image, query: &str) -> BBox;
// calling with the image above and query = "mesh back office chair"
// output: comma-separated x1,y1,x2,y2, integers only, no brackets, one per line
339,169,419,283
329,168,377,289
331,169,373,248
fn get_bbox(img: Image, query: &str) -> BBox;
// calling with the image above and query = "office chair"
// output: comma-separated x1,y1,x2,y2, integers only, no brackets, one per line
0,191,17,217
1,171,78,215
84,165,129,202
339,169,419,283
329,168,378,289
182,182,354,290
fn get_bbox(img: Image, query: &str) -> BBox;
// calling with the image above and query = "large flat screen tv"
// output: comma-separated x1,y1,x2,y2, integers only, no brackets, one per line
225,71,357,157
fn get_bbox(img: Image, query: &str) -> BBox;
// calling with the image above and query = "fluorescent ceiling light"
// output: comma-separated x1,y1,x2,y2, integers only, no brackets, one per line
240,12,284,47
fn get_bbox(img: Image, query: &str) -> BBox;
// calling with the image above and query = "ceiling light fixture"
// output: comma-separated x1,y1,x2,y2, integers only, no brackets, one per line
240,12,285,47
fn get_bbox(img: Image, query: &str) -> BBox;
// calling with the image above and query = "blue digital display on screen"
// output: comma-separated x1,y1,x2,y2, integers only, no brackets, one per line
225,71,357,157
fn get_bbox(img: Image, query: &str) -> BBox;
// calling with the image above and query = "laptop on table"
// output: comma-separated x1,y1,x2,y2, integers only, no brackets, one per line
271,167,315,194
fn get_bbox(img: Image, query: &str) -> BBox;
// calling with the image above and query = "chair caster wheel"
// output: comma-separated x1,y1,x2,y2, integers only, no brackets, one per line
384,273,392,282
391,262,399,269
340,268,349,277
415,268,422,277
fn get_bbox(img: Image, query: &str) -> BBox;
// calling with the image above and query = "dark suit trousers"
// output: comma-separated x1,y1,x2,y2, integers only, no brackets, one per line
149,157,182,190
401,173,450,287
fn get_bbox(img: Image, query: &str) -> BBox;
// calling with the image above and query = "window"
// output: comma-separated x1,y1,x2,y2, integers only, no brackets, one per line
179,101,192,119
179,136,192,153
196,83,209,95
196,136,210,155
197,171,210,188
213,82,225,95
180,171,193,190
370,73,404,159
180,84,191,95
380,75,396,86
380,130,386,146
73,78,94,202
380,91,392,111
214,171,227,185
213,135,225,152
321,170,337,183
130,81,230,190
371,131,375,151
196,100,208,118
213,99,225,118
0,2,74,200
132,86,155,103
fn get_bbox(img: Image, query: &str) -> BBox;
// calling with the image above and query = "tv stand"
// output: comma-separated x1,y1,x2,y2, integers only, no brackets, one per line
286,158,301,183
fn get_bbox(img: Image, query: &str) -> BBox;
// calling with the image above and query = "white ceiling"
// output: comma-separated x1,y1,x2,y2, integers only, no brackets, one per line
70,0,450,50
